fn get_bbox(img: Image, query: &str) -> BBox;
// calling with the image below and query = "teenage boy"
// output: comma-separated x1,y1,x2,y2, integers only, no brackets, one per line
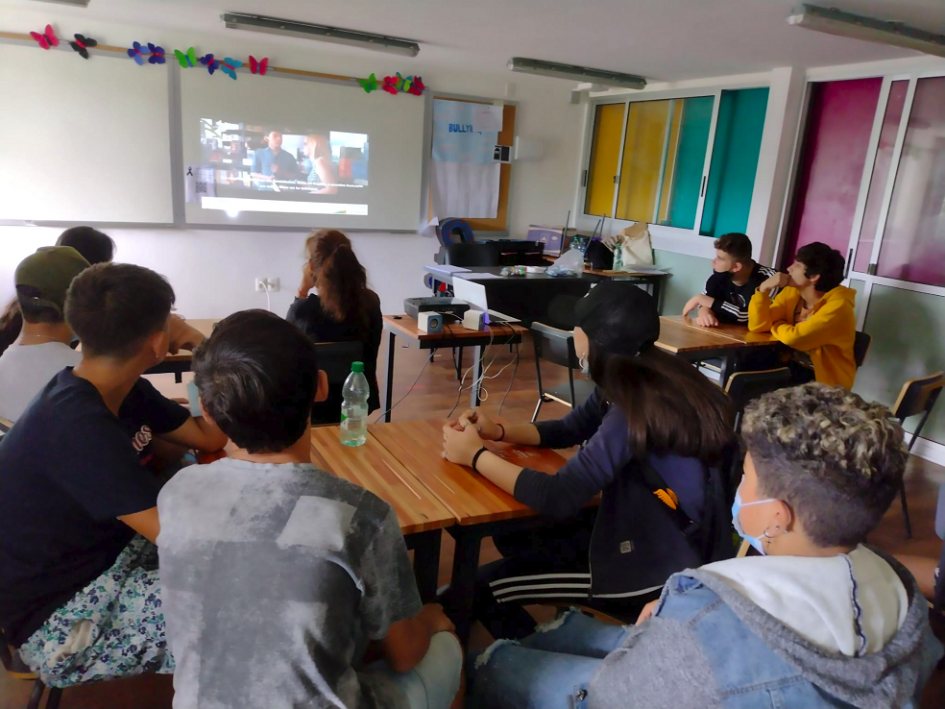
157,310,462,709
749,241,856,389
0,263,226,687
682,233,777,327
0,246,89,421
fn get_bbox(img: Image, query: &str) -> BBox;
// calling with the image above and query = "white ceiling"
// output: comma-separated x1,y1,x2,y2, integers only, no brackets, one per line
4,0,945,80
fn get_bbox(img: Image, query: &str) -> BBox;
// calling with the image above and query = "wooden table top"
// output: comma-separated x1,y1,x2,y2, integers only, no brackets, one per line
369,419,568,526
383,315,526,343
309,425,456,535
659,316,777,348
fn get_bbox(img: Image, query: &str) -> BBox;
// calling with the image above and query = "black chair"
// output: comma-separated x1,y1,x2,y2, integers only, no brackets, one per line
724,367,794,433
310,340,366,425
1,626,62,709
530,322,595,422
892,372,944,538
853,331,872,368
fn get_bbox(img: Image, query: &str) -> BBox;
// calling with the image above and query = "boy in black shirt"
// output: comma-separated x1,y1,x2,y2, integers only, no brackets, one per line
682,233,777,327
0,263,226,688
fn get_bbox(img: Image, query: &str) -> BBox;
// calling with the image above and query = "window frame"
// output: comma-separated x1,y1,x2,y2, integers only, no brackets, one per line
777,65,945,331
574,80,770,259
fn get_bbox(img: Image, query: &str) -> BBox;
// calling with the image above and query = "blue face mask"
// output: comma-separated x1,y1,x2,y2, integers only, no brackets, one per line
731,489,780,555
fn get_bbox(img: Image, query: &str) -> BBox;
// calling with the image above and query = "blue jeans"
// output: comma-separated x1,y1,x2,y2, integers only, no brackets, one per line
365,631,463,709
468,609,630,709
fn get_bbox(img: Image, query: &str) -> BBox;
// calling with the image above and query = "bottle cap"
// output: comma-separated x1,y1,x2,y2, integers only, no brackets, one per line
351,361,364,373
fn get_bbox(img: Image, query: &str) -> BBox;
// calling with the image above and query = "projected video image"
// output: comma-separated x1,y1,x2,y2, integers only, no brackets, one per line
198,119,369,215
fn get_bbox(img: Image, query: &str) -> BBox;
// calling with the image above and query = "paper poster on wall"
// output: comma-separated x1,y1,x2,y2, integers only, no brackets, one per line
430,99,500,219
473,104,503,132
184,165,216,204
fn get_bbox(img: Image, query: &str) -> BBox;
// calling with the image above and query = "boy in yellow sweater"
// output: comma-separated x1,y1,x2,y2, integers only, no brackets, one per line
749,242,856,389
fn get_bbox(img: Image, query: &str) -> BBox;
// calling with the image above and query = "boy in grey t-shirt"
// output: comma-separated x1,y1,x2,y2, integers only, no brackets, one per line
157,310,461,709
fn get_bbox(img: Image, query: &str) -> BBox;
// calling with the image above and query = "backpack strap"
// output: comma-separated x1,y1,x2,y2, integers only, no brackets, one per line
639,459,702,542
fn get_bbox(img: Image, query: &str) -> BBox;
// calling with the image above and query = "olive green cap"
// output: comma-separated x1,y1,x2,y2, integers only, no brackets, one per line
14,246,90,316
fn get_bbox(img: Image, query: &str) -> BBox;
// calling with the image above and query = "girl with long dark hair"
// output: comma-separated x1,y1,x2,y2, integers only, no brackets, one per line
443,282,735,639
287,229,382,417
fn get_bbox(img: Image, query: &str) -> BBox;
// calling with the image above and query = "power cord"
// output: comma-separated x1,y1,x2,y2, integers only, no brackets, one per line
261,281,272,312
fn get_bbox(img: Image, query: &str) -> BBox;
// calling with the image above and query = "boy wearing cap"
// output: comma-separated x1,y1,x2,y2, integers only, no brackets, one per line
0,246,89,422
0,263,226,688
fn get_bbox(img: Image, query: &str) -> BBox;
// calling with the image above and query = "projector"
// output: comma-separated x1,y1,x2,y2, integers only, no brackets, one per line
404,297,470,322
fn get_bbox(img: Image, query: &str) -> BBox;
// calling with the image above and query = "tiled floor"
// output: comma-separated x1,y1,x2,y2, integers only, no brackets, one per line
3,342,943,707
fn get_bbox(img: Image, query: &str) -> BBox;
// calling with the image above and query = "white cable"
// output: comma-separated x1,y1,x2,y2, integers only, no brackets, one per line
262,282,271,312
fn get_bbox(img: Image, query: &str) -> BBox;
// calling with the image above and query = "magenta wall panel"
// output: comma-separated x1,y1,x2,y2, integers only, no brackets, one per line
782,78,882,267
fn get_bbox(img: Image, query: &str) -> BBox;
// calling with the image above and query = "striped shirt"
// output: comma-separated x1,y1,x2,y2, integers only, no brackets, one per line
703,263,778,325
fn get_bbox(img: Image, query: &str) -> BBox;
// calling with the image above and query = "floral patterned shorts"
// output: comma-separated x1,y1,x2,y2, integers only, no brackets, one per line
18,535,175,688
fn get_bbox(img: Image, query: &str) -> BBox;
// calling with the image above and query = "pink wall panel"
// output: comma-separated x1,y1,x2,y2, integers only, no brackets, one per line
782,78,882,267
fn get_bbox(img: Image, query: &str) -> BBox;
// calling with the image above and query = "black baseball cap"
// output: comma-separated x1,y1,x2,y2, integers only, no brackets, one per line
574,282,660,357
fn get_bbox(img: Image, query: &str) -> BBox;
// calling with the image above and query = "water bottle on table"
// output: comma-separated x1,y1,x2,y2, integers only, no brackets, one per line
340,361,370,447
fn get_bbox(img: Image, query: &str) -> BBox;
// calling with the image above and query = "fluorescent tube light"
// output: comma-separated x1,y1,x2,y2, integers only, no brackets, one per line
787,4,945,58
507,58,646,90
221,13,420,57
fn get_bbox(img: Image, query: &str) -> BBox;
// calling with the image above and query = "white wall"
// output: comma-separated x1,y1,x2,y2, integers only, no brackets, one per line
0,8,583,318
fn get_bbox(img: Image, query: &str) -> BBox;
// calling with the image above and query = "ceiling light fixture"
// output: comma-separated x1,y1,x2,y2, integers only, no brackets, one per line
507,58,646,90
787,4,945,58
30,0,90,6
221,13,420,57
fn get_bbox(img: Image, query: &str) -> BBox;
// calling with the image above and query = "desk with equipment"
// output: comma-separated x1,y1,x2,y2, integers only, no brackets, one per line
426,266,666,325
380,315,526,422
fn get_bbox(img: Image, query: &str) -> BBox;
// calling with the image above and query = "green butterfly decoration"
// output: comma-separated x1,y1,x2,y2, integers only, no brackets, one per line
358,72,378,93
174,46,197,68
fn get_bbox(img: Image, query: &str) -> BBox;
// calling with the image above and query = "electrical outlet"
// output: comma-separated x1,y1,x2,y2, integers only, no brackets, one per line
255,278,267,292
254,277,281,292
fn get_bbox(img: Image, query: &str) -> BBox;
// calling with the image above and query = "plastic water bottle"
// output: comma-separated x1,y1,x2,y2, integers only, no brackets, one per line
340,361,370,447
612,242,623,272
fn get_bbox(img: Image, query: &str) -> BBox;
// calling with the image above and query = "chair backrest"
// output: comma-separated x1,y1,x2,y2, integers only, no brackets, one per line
892,372,945,421
530,322,579,369
725,367,794,430
316,340,365,386
853,331,872,368
444,242,501,268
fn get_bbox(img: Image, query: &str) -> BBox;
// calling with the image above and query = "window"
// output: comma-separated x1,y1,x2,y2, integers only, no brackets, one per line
874,76,945,287
581,87,768,239
786,71,945,291
699,88,769,237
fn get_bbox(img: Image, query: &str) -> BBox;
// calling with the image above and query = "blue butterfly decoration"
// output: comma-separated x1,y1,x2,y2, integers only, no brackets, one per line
147,43,166,64
127,40,147,65
199,53,220,75
220,57,243,80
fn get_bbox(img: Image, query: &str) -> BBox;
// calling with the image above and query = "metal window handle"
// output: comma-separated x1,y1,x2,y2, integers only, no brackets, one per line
582,170,587,187
700,175,707,197
844,249,852,278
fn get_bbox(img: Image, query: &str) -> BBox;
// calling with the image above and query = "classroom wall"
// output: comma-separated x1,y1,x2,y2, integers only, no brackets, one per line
0,8,583,318
853,285,945,447
653,249,712,317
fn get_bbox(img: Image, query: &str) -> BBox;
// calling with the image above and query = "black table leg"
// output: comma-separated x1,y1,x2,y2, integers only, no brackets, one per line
445,527,483,646
383,331,396,423
407,529,442,603
470,345,484,408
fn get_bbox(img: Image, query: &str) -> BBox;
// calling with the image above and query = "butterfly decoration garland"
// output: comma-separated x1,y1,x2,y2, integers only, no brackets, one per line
174,46,198,68
127,41,147,65
377,72,425,96
220,57,242,80
249,56,268,76
30,24,58,50
69,34,97,59
148,43,165,65
24,27,428,96
199,53,220,75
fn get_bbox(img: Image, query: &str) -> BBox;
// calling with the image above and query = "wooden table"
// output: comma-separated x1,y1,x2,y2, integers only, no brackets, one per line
656,316,777,385
309,425,456,602
369,419,570,643
147,318,218,382
381,315,526,421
